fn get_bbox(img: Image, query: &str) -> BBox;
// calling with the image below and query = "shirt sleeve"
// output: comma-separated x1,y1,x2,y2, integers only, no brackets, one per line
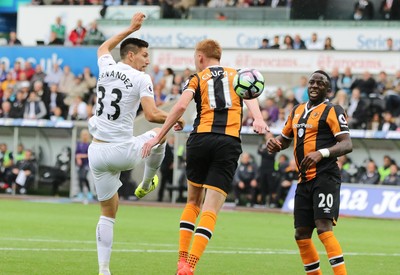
327,105,350,137
281,110,294,140
139,74,155,98
97,54,116,68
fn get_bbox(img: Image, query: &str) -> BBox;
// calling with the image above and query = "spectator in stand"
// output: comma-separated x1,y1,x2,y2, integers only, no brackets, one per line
262,97,279,123
160,67,175,97
68,95,88,121
1,73,16,93
48,31,64,46
376,71,392,95
23,91,47,119
84,21,106,45
285,90,299,109
149,65,164,87
378,111,398,131
44,63,63,86
331,89,349,112
11,61,23,81
24,61,35,81
353,0,374,20
32,80,49,107
280,35,293,49
275,87,287,109
7,31,22,46
30,64,46,87
379,0,400,20
337,66,356,95
367,112,381,131
257,132,277,207
266,0,287,7
352,71,377,97
9,90,26,119
50,16,66,44
385,37,398,51
50,106,65,122
0,62,7,83
323,37,335,50
381,163,400,186
173,74,185,91
81,67,97,100
232,152,259,206
0,101,12,118
174,0,196,19
292,75,308,103
270,35,280,49
1,85,14,105
347,87,368,129
306,32,324,50
292,34,306,50
5,149,36,195
274,108,287,130
58,65,75,94
259,38,270,49
164,84,181,102
378,155,393,182
358,160,380,185
69,19,87,46
43,83,67,119
329,67,340,97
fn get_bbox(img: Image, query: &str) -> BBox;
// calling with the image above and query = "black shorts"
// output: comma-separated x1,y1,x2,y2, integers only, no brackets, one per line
186,133,242,195
294,173,341,228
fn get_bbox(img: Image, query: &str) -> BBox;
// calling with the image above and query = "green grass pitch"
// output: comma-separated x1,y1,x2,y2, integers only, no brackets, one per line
1,198,399,275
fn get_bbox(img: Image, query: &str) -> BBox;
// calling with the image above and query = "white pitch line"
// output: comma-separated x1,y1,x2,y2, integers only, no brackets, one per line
0,247,399,257
1,237,399,257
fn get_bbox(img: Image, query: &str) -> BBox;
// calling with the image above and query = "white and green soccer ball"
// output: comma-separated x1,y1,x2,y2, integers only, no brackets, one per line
233,68,265,99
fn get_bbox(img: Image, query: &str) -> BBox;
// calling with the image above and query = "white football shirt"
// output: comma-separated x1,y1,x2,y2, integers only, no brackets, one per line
88,54,154,142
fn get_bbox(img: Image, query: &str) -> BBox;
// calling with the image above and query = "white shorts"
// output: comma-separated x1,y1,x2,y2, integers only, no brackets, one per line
88,130,157,201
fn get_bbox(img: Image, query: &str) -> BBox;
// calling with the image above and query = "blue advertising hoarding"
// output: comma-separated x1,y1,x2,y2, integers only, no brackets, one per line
0,46,98,77
282,183,400,219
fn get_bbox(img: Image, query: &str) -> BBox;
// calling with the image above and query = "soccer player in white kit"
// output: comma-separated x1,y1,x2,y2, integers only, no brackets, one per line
87,13,184,275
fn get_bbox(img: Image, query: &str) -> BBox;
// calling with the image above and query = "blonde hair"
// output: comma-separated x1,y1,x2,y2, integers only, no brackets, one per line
195,39,222,61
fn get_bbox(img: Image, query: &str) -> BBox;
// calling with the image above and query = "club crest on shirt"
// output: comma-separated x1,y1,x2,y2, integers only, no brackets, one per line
311,112,320,119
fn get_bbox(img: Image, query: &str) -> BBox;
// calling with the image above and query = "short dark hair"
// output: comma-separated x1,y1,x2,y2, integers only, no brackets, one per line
120,38,149,59
312,70,331,87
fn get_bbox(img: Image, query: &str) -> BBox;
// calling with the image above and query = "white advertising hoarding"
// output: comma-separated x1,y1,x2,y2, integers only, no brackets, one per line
17,6,400,50
152,49,400,75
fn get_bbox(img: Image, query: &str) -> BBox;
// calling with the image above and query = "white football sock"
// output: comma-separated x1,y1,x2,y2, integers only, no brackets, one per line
97,216,115,275
141,142,166,190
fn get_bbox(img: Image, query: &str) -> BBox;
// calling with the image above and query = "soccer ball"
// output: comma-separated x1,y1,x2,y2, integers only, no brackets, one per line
233,68,265,99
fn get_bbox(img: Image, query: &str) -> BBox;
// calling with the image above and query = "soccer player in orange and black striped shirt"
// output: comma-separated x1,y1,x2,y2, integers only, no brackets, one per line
267,70,352,275
142,39,268,275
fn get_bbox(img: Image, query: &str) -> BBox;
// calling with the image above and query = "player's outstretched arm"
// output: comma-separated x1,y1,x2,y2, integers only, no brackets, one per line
244,98,269,134
141,91,192,158
97,12,145,58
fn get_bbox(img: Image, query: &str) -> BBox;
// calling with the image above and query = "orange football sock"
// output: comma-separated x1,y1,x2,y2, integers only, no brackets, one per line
187,211,217,269
319,231,347,275
179,203,200,261
296,239,322,275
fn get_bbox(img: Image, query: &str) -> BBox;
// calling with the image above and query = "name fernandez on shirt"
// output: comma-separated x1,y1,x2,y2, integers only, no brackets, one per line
99,70,133,89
